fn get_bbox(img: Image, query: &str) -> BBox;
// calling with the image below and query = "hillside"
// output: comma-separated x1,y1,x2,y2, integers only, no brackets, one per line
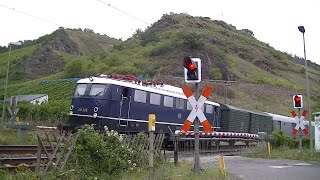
0,13,319,119
0,28,120,81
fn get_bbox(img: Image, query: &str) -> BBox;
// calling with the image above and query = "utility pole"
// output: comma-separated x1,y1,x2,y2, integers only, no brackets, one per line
298,26,313,149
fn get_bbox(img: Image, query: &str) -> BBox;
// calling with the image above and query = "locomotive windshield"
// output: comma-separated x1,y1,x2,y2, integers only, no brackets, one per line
74,84,87,96
89,84,108,97
73,83,109,97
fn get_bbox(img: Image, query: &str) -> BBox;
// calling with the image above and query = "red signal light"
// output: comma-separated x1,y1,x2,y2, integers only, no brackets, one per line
294,95,301,103
188,63,196,70
183,57,201,83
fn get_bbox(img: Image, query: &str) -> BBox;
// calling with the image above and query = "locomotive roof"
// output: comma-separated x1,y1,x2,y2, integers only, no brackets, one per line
76,76,220,107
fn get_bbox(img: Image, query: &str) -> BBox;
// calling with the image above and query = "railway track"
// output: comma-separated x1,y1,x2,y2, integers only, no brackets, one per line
0,145,57,171
0,145,54,154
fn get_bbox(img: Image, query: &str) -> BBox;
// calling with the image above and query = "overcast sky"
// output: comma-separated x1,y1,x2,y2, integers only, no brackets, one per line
1,0,319,65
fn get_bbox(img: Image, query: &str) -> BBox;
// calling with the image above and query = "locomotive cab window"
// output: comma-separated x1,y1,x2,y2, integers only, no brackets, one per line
89,84,107,97
74,84,87,96
134,90,147,103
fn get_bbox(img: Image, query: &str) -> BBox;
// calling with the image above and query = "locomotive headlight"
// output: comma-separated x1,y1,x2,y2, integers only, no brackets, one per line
70,105,74,111
93,113,97,118
69,111,73,115
94,107,99,112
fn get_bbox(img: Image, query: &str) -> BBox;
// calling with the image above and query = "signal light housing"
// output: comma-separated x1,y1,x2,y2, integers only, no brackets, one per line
293,95,303,109
183,57,201,83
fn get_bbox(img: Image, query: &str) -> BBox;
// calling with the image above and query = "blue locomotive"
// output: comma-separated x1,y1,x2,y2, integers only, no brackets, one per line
68,74,220,134
67,74,315,138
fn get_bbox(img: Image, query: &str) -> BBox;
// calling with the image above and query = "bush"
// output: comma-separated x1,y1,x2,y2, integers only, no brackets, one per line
16,100,70,123
177,31,204,49
149,41,173,56
209,67,222,80
64,58,98,78
67,125,148,178
271,131,310,149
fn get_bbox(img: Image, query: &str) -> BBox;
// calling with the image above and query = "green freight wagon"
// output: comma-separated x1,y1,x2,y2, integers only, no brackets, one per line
220,104,273,134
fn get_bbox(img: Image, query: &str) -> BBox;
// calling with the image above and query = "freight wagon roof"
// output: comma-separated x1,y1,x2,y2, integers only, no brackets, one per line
76,76,220,107
221,104,270,117
266,112,315,126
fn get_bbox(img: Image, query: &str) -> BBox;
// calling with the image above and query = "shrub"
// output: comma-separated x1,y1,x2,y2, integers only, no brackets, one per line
139,32,160,46
149,41,173,56
67,125,148,178
64,58,98,78
209,67,222,80
271,131,310,149
177,31,204,49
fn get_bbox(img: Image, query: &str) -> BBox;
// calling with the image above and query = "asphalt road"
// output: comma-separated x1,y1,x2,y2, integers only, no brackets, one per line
198,156,320,180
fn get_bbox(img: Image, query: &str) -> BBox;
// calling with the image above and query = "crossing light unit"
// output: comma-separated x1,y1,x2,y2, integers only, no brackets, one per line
183,57,201,83
293,94,303,109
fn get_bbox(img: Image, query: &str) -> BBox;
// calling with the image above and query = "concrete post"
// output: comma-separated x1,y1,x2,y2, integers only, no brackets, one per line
257,132,267,152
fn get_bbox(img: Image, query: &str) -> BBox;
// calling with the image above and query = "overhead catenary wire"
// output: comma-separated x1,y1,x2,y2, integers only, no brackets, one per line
96,0,150,25
0,3,61,27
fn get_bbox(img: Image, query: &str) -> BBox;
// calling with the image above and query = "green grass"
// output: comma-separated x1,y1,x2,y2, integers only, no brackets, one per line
0,161,226,180
242,146,320,162
0,45,39,77
0,128,37,146
115,160,225,180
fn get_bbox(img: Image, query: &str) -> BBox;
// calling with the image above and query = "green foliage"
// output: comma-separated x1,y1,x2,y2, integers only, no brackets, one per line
177,31,204,49
15,100,70,123
149,41,174,56
0,168,38,180
209,67,222,80
118,160,223,180
243,146,320,162
67,125,148,178
271,131,298,148
139,31,160,46
0,129,37,145
0,45,39,79
133,59,157,77
271,131,310,149
64,58,98,78
9,70,27,81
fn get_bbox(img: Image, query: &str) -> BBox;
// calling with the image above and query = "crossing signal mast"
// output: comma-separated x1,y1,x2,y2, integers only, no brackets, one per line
182,57,203,172
183,57,201,83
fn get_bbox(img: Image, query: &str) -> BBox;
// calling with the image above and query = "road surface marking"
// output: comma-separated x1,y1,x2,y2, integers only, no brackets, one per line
293,163,312,166
269,166,292,169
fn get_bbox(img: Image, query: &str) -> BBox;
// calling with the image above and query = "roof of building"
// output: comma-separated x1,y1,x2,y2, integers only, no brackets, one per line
6,94,48,103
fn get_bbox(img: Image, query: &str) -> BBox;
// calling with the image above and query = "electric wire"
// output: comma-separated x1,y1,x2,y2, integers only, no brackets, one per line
0,3,61,27
96,0,150,25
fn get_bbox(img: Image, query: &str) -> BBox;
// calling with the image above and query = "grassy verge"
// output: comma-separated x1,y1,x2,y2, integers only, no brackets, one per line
117,160,224,180
242,146,320,162
0,128,37,145
0,160,226,180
